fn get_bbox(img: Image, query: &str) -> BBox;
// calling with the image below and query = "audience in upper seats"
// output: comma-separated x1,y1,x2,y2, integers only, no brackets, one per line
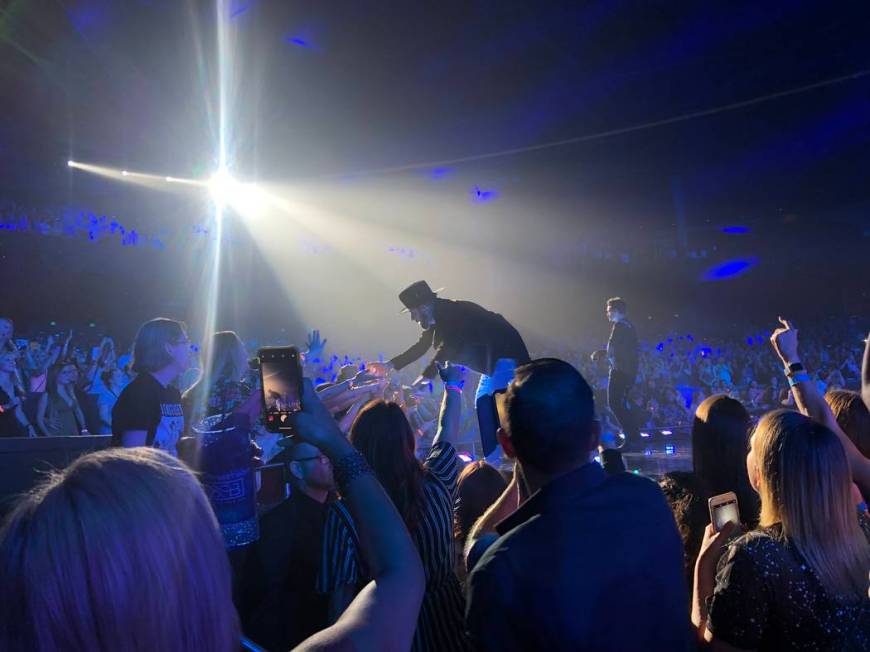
463,358,691,652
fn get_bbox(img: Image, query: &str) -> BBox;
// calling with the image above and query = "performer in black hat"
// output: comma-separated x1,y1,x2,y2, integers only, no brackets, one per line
368,281,530,457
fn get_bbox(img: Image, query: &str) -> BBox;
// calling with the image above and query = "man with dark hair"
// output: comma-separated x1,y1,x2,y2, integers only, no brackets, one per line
237,440,335,651
605,296,640,443
369,281,530,457
464,359,690,652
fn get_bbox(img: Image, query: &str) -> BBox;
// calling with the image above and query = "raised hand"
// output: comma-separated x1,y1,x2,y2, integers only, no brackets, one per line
770,317,800,366
437,361,467,387
305,329,327,360
289,378,346,455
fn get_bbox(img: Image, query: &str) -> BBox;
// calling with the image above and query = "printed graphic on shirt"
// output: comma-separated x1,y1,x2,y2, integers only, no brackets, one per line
152,402,184,457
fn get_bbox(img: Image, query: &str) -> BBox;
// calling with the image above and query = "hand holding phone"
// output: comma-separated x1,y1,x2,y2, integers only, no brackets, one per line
259,346,303,433
708,491,740,532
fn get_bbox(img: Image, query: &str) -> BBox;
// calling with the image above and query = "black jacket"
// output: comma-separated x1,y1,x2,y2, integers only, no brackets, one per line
607,319,639,378
389,298,530,379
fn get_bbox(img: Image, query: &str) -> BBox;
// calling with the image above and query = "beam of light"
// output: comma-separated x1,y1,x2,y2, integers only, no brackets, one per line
191,0,235,433
66,159,202,191
721,225,750,234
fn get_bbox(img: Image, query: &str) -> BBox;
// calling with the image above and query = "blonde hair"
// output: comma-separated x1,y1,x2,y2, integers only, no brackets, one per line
183,331,248,412
752,410,870,599
0,448,239,651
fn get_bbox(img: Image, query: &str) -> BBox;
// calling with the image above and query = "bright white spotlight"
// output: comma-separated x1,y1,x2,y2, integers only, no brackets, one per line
208,168,236,206
67,160,75,167
166,176,174,183
121,170,129,176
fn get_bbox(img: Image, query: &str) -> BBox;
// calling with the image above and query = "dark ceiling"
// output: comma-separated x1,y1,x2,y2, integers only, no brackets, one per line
2,0,869,224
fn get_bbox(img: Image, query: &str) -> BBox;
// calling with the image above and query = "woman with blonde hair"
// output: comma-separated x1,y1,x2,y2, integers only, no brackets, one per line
0,447,240,651
182,330,252,428
693,409,870,650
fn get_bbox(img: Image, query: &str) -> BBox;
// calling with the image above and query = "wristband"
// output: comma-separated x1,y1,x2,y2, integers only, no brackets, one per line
785,362,805,376
444,384,463,395
332,449,373,493
787,373,811,387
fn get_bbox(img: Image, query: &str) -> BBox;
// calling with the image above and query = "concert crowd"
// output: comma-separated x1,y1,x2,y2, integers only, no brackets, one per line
0,290,868,651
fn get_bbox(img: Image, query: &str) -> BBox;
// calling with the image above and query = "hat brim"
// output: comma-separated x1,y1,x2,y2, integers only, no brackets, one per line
399,287,445,313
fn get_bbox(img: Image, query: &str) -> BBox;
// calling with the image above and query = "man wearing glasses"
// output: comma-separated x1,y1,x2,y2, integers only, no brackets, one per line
237,439,336,651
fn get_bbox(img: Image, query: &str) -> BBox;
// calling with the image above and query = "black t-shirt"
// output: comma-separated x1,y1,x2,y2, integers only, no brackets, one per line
111,373,184,456
237,490,330,651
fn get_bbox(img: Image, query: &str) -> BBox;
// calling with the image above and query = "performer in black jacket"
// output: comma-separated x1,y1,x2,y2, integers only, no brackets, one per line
605,297,640,443
369,281,530,457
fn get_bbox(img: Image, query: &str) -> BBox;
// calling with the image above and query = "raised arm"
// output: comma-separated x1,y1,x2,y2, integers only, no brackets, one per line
292,379,424,652
387,328,434,372
770,318,870,496
431,362,465,448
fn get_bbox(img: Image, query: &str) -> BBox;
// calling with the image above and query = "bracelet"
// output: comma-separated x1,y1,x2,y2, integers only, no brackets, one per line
787,373,811,387
332,449,373,493
444,384,463,395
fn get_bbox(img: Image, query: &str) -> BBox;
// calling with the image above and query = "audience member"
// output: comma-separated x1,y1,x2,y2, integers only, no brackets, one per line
659,471,708,589
453,461,507,582
36,362,88,437
94,366,127,434
237,439,336,651
464,358,691,651
319,362,470,651
0,448,241,651
826,389,870,459
0,351,35,437
112,318,191,455
693,410,870,650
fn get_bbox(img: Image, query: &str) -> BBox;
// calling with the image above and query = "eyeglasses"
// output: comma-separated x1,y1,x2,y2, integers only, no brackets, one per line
291,454,330,464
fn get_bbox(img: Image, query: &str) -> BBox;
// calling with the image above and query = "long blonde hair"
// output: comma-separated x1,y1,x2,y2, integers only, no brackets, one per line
752,409,870,599
0,448,239,651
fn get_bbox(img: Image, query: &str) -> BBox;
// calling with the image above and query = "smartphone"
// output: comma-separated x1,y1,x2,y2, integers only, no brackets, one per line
258,346,303,433
476,388,508,457
708,491,740,532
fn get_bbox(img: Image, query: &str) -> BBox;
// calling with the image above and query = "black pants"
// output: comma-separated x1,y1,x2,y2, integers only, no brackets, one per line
608,369,639,443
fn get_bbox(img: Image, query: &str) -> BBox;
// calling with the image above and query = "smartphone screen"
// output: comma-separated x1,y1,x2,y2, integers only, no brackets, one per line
710,494,740,532
259,347,302,433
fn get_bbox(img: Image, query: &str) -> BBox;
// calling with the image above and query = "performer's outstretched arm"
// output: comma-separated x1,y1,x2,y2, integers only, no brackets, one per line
388,328,434,371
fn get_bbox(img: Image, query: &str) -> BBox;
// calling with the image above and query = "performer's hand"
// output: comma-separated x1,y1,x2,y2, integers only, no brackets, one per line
366,361,394,378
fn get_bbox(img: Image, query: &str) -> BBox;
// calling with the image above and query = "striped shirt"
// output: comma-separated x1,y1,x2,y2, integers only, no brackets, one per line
318,442,471,652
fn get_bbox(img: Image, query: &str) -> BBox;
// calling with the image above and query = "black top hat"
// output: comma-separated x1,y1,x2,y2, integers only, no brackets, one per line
398,280,443,313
